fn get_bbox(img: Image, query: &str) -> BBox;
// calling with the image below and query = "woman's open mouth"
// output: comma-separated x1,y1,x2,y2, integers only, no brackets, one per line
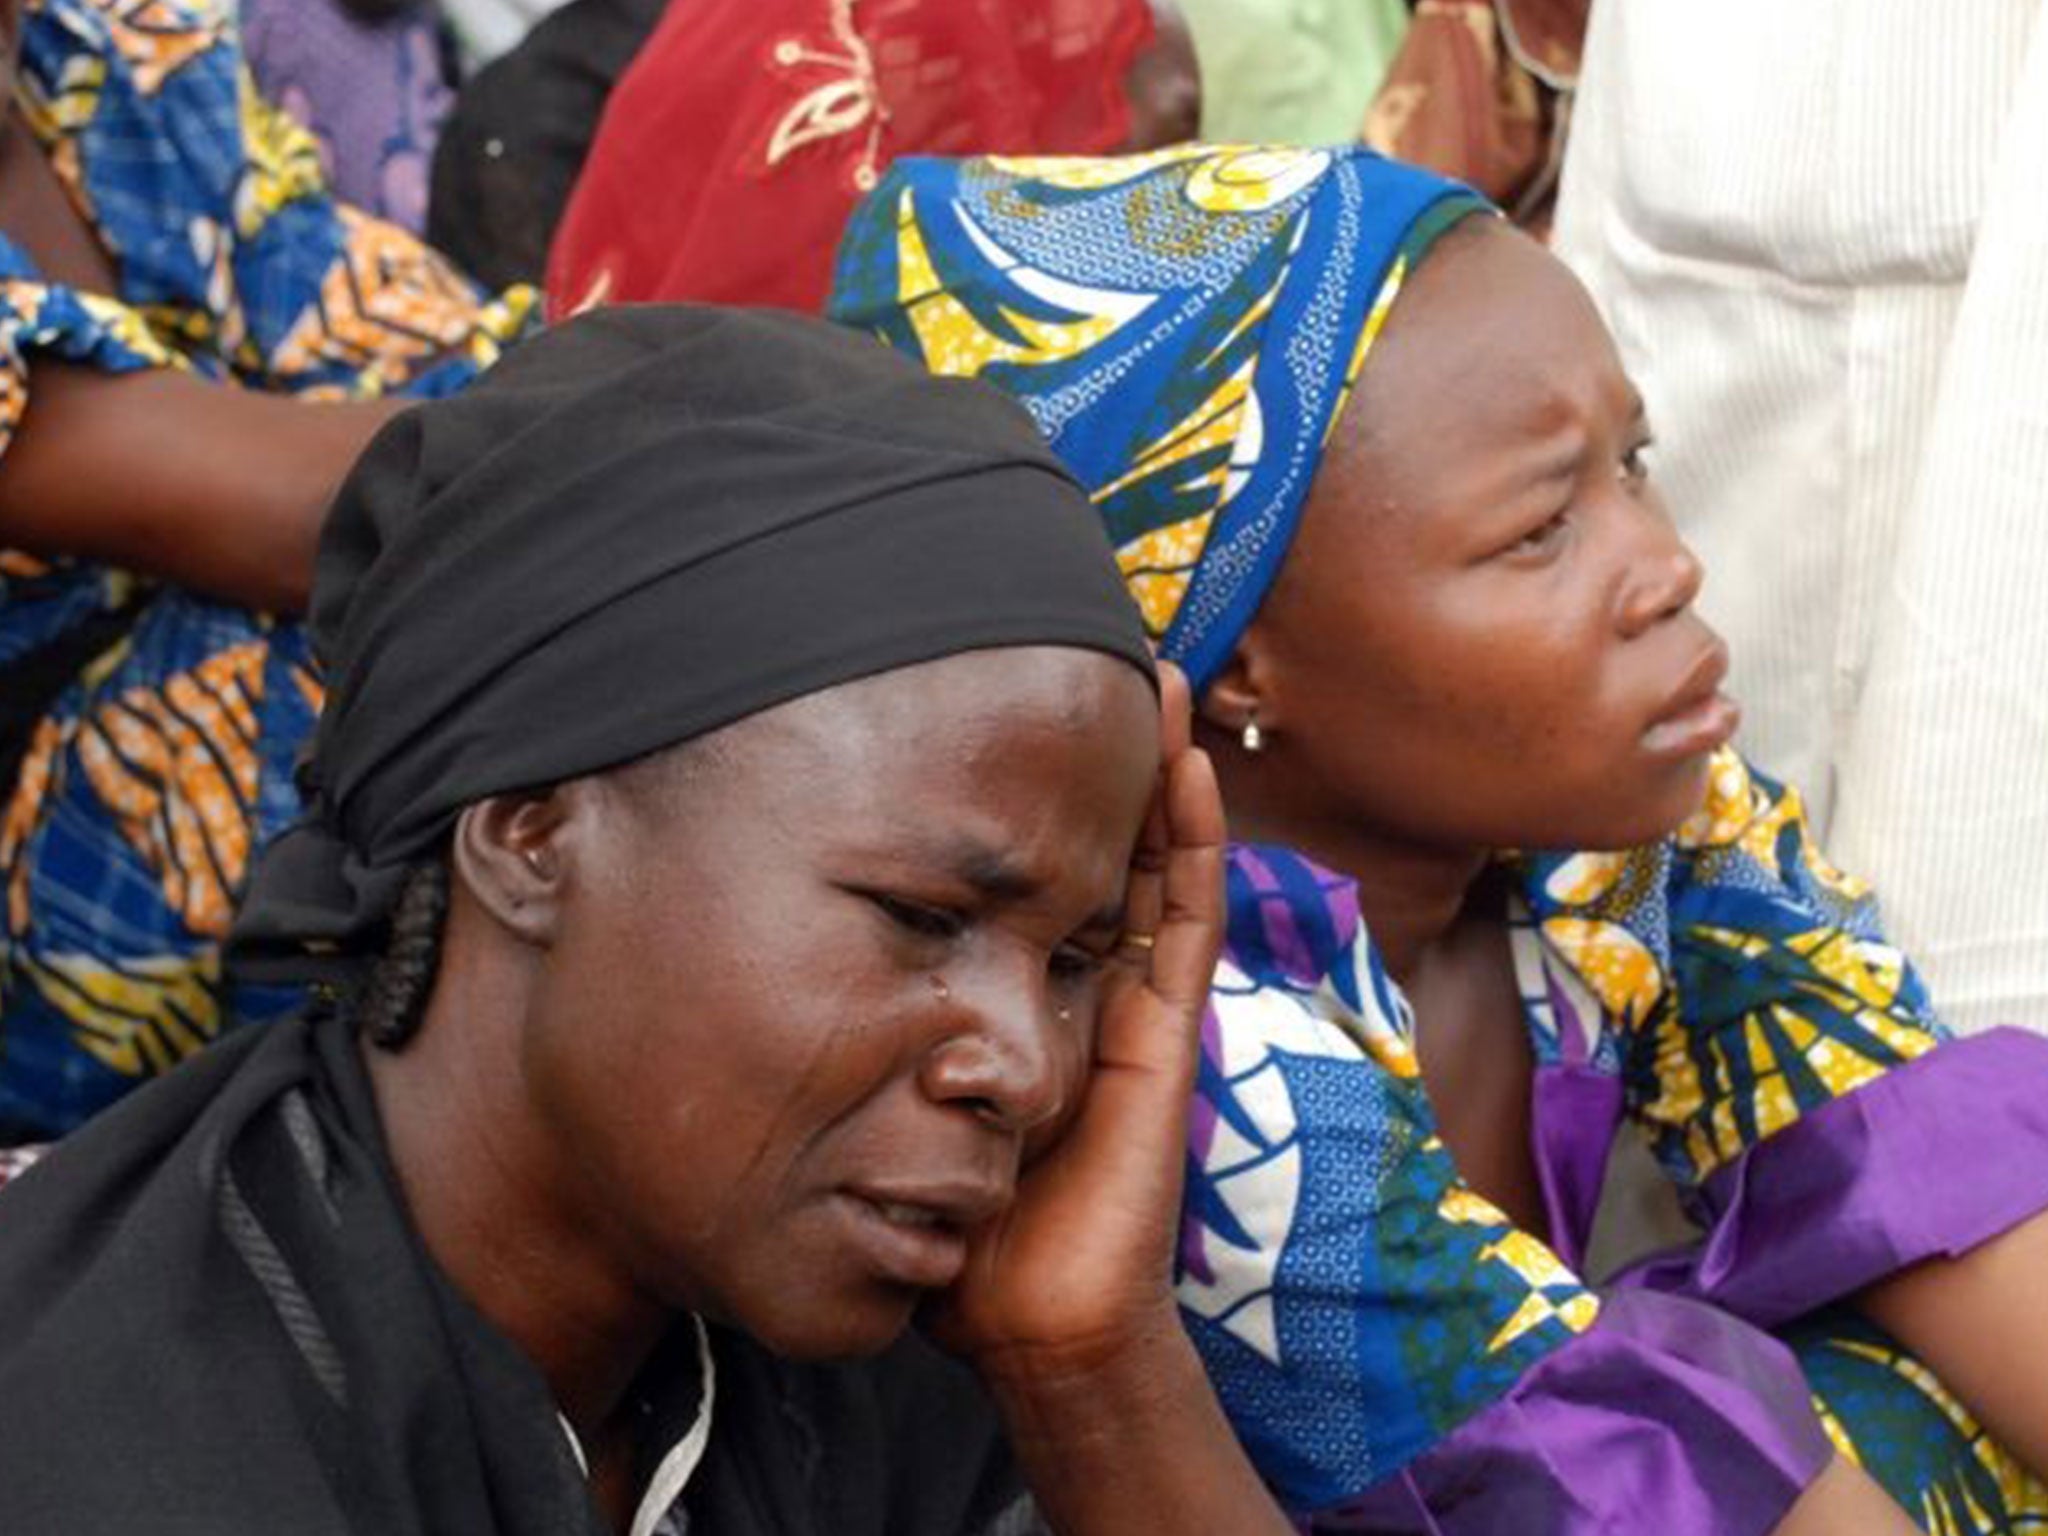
835,1181,1004,1289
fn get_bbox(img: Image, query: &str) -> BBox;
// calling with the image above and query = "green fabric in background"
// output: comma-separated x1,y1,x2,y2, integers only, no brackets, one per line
1177,0,1410,144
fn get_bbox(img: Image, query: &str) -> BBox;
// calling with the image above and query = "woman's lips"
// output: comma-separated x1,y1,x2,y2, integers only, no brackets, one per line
1643,641,1741,759
834,1184,999,1290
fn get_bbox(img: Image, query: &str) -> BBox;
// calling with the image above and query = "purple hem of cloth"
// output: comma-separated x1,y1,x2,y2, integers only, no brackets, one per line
1617,1027,2048,1328
1305,1289,1830,1535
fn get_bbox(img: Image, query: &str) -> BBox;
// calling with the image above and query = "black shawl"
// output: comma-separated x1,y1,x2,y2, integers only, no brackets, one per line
0,1010,1031,1534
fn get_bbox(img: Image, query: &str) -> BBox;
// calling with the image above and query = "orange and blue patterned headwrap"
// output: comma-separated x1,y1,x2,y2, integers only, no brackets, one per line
828,146,1493,691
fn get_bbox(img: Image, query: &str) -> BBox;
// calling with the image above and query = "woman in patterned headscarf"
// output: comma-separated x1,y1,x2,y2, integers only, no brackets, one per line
0,0,535,1144
830,146,2048,1534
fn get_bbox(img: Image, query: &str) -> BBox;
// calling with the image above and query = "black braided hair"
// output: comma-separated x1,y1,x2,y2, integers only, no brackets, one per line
356,861,450,1049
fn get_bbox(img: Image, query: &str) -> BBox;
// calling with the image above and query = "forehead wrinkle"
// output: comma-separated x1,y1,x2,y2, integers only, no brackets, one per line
950,838,1043,903
1340,300,1563,495
1381,221,1631,441
758,648,1135,767
1345,375,1585,522
1453,343,1635,497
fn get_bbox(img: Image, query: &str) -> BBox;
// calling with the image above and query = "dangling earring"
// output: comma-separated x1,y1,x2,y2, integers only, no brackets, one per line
1241,710,1265,754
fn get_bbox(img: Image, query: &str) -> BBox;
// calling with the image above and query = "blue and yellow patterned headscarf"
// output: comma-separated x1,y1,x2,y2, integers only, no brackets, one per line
828,146,1491,690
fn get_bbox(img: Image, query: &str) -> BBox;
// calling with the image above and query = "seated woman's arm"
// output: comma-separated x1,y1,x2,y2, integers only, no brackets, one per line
1779,1459,1923,1536
0,362,402,613
0,0,533,613
1860,1212,2048,1475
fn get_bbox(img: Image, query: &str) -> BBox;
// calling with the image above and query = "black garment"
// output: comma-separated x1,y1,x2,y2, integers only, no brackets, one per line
427,0,667,288
231,304,1152,980
0,1010,1029,1534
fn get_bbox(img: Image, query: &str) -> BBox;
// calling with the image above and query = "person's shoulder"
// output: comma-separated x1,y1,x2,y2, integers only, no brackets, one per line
0,1016,342,1533
24,0,234,82
1222,841,1362,985
1219,840,1420,1073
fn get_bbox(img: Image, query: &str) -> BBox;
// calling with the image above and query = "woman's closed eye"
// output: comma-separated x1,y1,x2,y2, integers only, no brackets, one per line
868,892,967,943
1501,507,1571,563
863,889,1114,985
1048,940,1108,983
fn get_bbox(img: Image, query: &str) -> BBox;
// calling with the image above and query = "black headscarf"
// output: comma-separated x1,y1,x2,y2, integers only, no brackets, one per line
233,302,1154,980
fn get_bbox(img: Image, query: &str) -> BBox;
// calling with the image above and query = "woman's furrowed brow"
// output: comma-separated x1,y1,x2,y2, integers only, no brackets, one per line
923,836,1129,930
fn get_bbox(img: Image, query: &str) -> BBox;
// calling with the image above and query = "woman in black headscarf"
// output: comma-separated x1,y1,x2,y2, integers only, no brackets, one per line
0,305,1290,1536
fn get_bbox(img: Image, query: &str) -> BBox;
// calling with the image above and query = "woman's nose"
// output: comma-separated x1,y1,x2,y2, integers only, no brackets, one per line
1616,507,1705,638
918,980,1073,1135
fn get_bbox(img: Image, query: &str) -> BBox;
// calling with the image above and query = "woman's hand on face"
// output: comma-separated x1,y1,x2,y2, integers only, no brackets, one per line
928,662,1226,1383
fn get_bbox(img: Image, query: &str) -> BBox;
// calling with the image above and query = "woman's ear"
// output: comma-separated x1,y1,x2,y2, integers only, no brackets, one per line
451,790,570,946
1196,627,1278,749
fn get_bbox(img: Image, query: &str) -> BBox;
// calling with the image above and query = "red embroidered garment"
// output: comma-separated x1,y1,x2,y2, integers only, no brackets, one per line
547,0,1155,314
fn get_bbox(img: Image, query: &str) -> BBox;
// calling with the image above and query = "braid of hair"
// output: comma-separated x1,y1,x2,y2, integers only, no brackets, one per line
356,861,450,1050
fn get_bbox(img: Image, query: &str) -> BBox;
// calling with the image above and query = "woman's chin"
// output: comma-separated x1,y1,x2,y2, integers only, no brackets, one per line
1508,753,1719,856
1592,755,1721,850
735,1287,921,1363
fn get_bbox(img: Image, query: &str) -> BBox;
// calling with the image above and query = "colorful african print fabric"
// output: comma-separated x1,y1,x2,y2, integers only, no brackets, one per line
0,0,536,1141
1787,1306,2048,1536
827,145,1489,691
1180,750,2048,1530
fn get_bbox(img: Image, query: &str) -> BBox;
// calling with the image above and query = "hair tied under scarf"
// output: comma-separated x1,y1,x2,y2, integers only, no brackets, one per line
230,304,1154,987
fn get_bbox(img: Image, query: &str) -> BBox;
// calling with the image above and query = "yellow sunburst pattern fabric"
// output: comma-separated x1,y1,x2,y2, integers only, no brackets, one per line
74,640,269,939
1510,747,1946,1187
1437,1184,1601,1352
1178,841,1617,1502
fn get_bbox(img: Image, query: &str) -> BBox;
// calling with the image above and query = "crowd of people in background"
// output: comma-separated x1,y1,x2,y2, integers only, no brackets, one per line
2,1,2046,1533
